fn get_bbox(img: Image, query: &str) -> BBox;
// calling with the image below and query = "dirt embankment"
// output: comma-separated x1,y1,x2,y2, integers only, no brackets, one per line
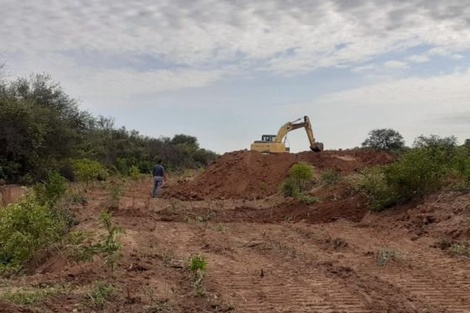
0,185,27,207
165,149,393,200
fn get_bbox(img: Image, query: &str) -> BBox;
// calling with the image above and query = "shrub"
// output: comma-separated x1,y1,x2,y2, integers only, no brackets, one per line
280,178,300,198
359,146,457,210
0,197,66,272
288,162,314,192
452,147,470,184
320,169,341,185
34,171,67,206
280,162,315,199
358,167,399,211
384,148,449,201
72,159,109,182
129,165,140,181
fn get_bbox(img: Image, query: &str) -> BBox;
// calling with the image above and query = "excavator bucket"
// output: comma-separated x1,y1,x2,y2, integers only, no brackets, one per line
311,142,324,152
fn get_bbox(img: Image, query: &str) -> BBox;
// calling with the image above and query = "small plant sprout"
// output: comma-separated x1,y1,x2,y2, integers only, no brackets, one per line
86,281,115,310
188,254,208,296
376,248,397,266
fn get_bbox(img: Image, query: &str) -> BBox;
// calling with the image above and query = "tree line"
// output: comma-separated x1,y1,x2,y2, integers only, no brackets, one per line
0,74,218,184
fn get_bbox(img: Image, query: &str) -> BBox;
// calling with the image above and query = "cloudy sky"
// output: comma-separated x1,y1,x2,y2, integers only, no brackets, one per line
1,0,469,153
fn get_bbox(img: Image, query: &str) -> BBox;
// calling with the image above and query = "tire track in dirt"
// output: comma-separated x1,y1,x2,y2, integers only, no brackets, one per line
209,252,372,312
228,224,434,313
127,203,470,312
200,225,373,313
298,221,470,313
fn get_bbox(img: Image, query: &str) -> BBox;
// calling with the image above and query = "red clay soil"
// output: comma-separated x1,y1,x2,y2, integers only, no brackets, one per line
165,149,393,200
159,181,369,224
164,150,393,200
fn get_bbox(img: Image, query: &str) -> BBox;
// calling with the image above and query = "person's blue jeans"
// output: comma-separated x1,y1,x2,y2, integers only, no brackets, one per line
152,176,163,198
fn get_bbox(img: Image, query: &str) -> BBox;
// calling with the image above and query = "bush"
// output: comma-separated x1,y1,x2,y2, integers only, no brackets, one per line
280,178,300,198
320,169,341,185
0,197,66,272
280,162,315,198
34,171,67,206
385,148,449,200
72,159,109,182
288,162,314,192
129,165,140,181
359,146,456,210
358,167,399,211
452,147,470,184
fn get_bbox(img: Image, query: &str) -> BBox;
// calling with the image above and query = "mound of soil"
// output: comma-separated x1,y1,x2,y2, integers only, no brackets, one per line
165,149,393,200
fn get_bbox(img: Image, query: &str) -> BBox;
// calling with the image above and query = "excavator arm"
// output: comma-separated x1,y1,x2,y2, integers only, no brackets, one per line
303,116,323,152
274,116,323,152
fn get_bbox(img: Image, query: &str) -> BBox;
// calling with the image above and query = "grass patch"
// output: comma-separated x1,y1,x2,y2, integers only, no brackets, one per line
85,281,116,310
448,242,470,257
0,285,69,306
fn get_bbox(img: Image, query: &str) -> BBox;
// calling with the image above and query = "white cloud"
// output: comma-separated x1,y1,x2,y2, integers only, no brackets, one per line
384,60,409,69
79,68,223,98
1,0,470,75
1,0,470,154
352,64,378,73
407,54,431,63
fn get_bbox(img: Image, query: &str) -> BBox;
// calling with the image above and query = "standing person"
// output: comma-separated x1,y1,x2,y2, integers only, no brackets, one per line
152,159,167,198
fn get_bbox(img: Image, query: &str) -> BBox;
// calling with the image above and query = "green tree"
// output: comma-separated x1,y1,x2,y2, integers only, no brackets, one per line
362,129,405,152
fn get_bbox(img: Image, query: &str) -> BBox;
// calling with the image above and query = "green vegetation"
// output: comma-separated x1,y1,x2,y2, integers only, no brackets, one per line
105,181,124,210
320,169,342,185
72,159,109,183
188,254,208,296
0,196,67,274
0,285,68,306
65,211,123,272
448,242,470,258
280,162,315,198
85,281,116,310
362,128,405,152
0,74,218,185
376,248,397,266
358,134,470,211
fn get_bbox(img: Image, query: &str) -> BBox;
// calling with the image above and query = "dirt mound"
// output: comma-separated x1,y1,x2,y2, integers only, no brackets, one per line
165,149,393,200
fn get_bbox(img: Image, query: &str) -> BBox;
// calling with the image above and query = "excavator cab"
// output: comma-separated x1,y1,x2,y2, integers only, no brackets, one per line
260,135,276,142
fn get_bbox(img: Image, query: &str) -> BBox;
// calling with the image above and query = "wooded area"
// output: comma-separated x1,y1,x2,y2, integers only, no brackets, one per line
0,74,218,184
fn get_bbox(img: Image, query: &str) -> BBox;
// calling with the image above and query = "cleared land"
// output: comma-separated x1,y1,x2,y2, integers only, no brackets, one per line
1,150,470,313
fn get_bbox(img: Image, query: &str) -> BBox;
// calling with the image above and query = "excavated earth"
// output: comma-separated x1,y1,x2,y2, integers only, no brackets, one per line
165,149,394,200
1,150,470,313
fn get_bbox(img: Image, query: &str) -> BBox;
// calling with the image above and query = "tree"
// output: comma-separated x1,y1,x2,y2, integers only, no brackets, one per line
464,139,470,148
413,134,457,150
362,129,405,152
413,134,459,164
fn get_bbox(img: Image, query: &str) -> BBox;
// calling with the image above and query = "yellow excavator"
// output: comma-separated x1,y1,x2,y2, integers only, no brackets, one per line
250,115,323,153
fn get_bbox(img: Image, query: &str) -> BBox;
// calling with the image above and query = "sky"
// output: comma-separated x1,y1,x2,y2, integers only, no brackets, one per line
1,0,469,154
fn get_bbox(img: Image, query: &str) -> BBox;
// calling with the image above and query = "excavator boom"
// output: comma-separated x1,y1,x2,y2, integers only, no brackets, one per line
250,115,323,153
